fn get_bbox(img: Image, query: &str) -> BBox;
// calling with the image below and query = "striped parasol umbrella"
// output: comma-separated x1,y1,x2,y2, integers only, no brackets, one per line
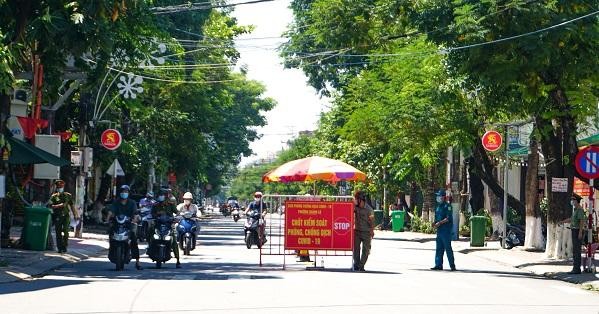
262,156,366,183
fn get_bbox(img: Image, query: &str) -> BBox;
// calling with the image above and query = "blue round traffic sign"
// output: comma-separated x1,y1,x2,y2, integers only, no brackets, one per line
575,146,599,179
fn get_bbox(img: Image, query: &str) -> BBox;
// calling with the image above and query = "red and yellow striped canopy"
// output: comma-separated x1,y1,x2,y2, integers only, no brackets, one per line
262,156,366,183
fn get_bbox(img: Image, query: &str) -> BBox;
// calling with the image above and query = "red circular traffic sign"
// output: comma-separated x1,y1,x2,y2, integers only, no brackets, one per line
101,129,122,150
575,146,599,179
482,131,503,152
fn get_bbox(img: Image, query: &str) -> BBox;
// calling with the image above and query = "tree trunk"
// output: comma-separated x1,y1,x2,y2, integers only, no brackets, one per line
471,139,525,215
466,157,485,215
524,131,544,251
537,86,578,259
421,167,436,222
489,166,503,238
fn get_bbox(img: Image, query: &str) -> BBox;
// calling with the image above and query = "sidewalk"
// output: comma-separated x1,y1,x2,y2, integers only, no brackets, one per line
377,230,599,291
0,229,109,284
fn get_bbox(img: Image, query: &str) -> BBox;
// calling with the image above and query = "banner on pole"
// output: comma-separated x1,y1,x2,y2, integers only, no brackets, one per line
284,200,353,251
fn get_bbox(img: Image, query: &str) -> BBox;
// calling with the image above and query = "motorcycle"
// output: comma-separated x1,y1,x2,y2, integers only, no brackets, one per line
108,215,131,271
221,205,230,217
176,212,198,256
232,208,240,222
147,214,174,268
137,206,152,242
244,209,265,249
502,224,525,249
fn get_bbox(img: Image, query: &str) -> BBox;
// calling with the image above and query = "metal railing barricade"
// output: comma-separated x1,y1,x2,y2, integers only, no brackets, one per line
259,194,354,269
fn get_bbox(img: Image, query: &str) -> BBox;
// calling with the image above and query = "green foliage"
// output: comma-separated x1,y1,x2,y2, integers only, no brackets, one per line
409,215,435,234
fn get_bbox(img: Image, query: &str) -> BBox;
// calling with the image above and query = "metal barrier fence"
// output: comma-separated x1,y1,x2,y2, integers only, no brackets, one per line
259,194,354,269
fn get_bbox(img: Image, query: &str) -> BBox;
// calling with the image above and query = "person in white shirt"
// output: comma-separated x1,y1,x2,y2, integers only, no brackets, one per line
177,192,201,217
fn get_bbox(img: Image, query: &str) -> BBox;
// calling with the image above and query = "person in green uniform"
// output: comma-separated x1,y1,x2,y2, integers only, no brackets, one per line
106,185,142,270
151,188,181,268
49,180,79,253
562,194,586,274
353,190,374,271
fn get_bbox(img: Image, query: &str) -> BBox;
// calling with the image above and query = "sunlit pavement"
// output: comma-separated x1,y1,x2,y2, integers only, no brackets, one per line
1,214,599,314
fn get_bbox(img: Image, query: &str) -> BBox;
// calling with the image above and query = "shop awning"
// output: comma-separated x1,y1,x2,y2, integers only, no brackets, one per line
508,133,599,157
7,136,70,166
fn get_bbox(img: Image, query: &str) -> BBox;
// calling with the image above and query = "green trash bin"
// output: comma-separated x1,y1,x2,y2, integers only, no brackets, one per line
392,210,405,232
373,210,383,227
470,216,486,247
23,206,52,251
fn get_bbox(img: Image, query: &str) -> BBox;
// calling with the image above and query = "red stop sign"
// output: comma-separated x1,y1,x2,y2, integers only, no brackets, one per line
482,131,503,152
101,129,122,150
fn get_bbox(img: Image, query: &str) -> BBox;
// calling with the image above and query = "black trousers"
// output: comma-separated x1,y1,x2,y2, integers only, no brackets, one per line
572,228,581,272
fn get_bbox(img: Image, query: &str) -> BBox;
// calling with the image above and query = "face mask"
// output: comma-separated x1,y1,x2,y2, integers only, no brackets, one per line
57,188,64,193
157,195,165,202
254,198,260,202
120,193,129,199
436,197,442,203
184,200,191,206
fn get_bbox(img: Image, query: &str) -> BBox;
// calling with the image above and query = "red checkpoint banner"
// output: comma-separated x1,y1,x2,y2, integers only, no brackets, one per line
284,200,354,251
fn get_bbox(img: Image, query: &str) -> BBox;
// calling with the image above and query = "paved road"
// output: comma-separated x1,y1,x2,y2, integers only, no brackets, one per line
1,214,599,314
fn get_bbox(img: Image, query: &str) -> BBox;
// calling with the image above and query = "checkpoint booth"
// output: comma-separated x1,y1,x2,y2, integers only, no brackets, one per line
259,156,366,269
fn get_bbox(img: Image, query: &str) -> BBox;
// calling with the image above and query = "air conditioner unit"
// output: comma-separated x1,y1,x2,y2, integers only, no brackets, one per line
11,88,28,117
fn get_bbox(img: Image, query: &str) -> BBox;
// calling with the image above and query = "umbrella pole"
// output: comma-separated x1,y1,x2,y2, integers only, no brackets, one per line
313,181,316,195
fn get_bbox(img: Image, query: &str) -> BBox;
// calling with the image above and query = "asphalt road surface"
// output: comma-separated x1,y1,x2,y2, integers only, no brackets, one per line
1,214,599,314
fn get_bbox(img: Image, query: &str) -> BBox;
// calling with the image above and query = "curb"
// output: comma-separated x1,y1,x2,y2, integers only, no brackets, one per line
0,242,108,284
461,248,599,290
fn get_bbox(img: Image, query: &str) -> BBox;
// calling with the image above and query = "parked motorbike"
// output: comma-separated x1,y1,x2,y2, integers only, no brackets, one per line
232,208,240,222
147,214,174,268
176,212,198,256
244,209,265,249
108,215,131,271
502,224,525,249
137,206,152,242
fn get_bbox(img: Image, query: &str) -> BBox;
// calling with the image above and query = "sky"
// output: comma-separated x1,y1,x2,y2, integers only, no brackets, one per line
231,0,330,166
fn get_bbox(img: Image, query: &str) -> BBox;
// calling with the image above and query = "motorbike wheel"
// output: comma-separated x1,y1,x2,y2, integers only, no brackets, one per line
245,233,252,249
185,237,191,256
156,261,162,269
115,246,124,271
234,216,239,222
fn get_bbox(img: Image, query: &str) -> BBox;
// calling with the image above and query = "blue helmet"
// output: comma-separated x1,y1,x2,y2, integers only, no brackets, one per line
435,189,446,197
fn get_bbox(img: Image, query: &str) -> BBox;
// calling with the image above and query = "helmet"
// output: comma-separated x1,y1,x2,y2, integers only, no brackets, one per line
183,192,193,200
435,189,446,197
119,185,130,191
254,191,263,198
146,191,154,198
55,179,65,187
158,188,169,196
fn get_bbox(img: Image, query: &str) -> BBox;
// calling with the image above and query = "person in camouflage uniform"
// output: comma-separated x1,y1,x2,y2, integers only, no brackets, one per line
49,180,79,253
151,188,181,268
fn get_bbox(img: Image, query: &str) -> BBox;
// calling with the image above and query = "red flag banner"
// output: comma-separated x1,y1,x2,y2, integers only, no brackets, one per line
17,117,48,139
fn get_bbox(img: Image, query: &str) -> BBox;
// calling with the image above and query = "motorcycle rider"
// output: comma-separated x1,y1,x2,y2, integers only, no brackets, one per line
139,191,155,209
177,192,200,217
245,191,268,243
152,188,181,268
106,185,142,270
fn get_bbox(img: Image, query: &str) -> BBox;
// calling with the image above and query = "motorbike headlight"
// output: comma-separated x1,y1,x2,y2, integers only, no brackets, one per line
153,234,160,240
164,235,172,241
